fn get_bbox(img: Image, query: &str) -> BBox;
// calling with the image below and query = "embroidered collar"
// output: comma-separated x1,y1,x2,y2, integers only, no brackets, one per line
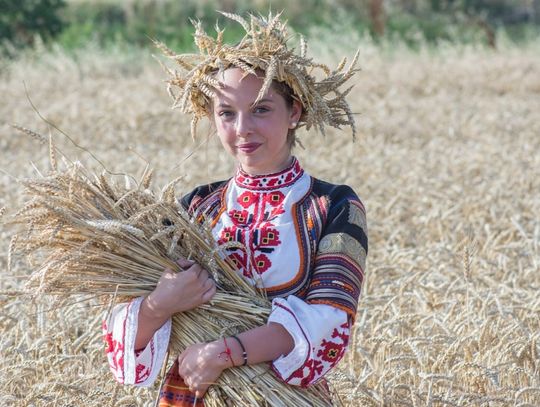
235,157,304,191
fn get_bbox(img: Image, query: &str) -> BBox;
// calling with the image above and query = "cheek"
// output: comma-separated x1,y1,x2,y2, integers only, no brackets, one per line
215,122,236,146
265,120,289,144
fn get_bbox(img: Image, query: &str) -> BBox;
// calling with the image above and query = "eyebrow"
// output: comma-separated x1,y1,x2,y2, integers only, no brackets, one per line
254,98,275,104
217,98,276,108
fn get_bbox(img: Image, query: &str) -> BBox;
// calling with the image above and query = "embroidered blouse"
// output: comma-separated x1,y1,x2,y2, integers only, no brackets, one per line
103,157,368,388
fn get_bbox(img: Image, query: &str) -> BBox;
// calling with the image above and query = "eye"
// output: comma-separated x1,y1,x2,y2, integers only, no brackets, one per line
254,106,270,114
218,110,235,118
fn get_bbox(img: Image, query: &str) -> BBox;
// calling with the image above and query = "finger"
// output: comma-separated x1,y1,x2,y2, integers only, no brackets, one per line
195,266,208,280
177,257,195,270
177,352,186,371
195,389,205,398
201,283,217,303
192,383,206,399
203,277,214,290
198,381,211,397
179,267,198,283
161,268,175,278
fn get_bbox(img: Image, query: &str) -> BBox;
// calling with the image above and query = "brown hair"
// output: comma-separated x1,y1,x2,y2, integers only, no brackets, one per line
269,79,302,147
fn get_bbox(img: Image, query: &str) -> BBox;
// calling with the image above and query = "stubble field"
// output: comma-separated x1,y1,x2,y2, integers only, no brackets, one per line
1,39,539,406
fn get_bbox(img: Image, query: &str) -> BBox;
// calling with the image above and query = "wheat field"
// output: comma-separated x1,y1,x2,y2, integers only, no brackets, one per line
1,38,539,406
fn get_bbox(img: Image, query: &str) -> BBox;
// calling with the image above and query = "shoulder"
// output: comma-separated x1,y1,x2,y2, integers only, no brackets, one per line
179,179,229,211
310,178,365,214
309,177,367,247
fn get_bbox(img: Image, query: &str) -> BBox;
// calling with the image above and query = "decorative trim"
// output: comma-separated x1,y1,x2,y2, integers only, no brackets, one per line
123,298,139,384
270,301,312,382
235,158,304,191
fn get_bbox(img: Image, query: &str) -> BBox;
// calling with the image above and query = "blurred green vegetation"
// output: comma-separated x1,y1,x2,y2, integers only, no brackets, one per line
1,0,539,55
0,0,66,48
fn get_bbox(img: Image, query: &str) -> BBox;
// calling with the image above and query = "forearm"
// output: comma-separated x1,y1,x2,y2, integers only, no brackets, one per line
134,297,171,350
227,322,294,366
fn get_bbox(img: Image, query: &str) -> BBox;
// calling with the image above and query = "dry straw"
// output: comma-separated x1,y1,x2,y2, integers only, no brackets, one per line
9,132,338,406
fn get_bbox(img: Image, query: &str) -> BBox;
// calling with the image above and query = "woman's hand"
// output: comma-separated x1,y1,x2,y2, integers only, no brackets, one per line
144,258,217,319
177,322,296,398
177,340,231,398
134,258,216,350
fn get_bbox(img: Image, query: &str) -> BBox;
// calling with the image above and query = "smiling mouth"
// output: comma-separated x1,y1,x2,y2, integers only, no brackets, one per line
237,143,262,153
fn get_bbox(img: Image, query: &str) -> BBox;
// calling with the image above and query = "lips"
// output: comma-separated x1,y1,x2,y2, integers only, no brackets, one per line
237,143,262,153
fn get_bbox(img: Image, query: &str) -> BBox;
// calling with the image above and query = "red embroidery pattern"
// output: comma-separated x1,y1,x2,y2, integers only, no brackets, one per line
229,209,249,225
103,305,157,385
235,158,303,190
135,363,150,382
238,191,258,208
285,320,350,387
228,252,248,273
264,191,285,207
103,321,125,380
220,175,289,279
218,226,237,244
288,358,324,387
259,227,281,246
254,253,272,273
317,338,346,364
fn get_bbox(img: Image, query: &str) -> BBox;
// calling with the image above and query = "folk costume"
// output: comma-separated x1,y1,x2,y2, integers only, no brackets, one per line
103,11,366,406
103,158,367,395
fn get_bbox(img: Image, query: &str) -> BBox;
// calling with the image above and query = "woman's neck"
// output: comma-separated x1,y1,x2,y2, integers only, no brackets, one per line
238,155,294,176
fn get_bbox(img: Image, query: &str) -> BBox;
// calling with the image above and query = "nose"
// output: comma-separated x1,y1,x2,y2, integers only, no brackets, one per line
235,112,253,138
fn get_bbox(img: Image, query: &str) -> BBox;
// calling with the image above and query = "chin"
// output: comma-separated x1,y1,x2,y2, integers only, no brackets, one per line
239,157,268,173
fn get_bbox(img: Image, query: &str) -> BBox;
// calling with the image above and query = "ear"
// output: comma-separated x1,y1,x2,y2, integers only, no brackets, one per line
288,100,302,129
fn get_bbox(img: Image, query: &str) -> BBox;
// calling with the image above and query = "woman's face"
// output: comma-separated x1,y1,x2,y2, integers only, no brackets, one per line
212,68,302,175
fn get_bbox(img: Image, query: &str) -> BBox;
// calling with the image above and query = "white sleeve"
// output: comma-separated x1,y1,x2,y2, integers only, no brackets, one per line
267,295,351,387
102,297,171,386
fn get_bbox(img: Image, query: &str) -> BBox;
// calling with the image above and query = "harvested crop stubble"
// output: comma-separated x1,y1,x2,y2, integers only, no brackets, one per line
8,148,336,406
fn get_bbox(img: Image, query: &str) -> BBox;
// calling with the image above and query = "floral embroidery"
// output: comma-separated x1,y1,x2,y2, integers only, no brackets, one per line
285,319,351,387
218,226,239,244
228,252,249,276
217,165,295,279
103,321,125,376
264,191,285,207
135,363,150,382
317,338,346,364
334,322,350,341
254,253,272,274
259,227,281,247
229,209,250,226
235,158,304,190
238,191,259,209
104,328,114,353
267,205,285,220
288,358,324,387
103,298,172,386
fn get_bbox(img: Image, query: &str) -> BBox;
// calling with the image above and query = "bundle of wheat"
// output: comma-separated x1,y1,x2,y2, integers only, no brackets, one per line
9,130,338,406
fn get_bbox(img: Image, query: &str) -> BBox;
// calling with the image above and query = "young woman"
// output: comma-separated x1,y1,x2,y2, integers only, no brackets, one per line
103,12,367,406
